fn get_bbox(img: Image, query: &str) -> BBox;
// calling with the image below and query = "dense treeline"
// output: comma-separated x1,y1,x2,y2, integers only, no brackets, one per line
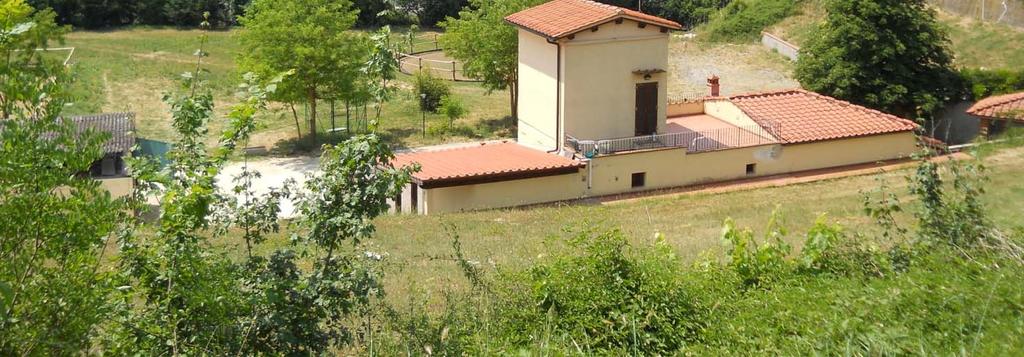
26,0,730,29
25,0,471,28
27,0,248,28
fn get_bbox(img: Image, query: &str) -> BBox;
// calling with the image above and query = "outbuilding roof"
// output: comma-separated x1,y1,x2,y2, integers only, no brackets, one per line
966,91,1024,121
505,0,682,39
729,89,919,144
68,113,136,154
393,142,584,188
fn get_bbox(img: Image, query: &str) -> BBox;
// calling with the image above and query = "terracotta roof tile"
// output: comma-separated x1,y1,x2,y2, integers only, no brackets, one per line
966,91,1024,121
729,89,918,144
393,142,584,188
505,0,681,39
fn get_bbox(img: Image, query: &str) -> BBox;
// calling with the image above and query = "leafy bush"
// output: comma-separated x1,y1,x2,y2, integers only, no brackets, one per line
520,230,704,353
413,70,450,113
721,210,792,287
702,0,800,42
959,67,1024,100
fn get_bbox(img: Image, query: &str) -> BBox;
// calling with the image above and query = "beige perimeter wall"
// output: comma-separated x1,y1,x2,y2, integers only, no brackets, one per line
421,171,586,214
588,131,917,196
418,132,917,214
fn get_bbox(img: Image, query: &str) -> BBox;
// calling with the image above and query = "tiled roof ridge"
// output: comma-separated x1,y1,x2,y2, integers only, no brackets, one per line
395,142,584,182
730,88,917,127
427,161,582,180
968,91,1024,114
402,140,515,155
505,0,681,39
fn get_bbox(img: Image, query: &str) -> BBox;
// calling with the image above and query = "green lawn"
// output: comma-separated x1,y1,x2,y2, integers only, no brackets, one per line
57,27,513,152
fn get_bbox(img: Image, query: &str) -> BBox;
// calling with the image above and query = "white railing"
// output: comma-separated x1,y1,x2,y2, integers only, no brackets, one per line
565,122,781,157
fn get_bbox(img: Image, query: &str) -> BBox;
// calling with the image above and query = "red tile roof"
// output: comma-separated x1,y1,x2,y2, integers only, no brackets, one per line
966,91,1024,121
505,0,682,39
729,89,919,144
393,142,584,188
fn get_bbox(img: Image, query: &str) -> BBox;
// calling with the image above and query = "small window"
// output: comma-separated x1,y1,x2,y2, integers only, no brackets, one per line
631,172,646,188
745,163,756,176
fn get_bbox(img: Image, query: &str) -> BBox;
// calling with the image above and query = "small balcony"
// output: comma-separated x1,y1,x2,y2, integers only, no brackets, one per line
565,114,781,157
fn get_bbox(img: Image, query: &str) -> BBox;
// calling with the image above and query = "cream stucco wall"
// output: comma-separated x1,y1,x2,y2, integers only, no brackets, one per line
586,146,765,196
758,132,918,174
586,131,917,196
421,171,585,214
702,99,762,129
560,20,670,141
516,28,561,151
667,101,704,116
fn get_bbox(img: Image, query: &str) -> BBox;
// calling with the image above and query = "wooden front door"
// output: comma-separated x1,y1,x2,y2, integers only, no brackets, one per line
635,82,658,136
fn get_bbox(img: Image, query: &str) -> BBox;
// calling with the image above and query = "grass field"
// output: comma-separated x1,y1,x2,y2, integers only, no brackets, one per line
344,143,1024,304
58,27,512,152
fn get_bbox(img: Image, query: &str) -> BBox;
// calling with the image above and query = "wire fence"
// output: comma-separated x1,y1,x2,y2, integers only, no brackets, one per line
929,0,1022,28
395,34,479,82
565,121,780,157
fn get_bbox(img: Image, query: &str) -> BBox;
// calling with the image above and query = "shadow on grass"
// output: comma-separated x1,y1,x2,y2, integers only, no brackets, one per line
259,115,516,156
265,132,352,156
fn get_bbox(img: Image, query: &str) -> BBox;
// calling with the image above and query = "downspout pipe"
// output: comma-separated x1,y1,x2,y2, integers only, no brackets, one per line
546,37,562,153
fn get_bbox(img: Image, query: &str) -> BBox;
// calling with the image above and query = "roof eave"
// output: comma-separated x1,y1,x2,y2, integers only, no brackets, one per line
415,165,584,189
506,15,681,41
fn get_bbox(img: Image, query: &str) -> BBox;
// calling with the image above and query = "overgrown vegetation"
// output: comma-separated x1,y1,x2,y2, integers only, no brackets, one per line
702,0,801,42
960,67,1024,100
369,154,1024,354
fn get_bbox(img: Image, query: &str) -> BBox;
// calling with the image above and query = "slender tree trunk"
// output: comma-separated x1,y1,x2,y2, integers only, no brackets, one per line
375,78,387,121
290,103,302,140
307,90,318,146
330,99,336,133
346,100,351,135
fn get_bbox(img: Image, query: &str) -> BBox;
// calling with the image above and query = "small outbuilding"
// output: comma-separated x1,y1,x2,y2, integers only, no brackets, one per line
967,91,1024,137
70,112,136,197
391,0,921,214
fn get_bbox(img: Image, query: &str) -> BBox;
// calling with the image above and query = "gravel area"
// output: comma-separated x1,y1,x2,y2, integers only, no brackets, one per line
668,37,800,100
218,156,320,217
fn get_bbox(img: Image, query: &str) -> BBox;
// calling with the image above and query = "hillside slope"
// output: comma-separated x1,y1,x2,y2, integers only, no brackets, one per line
709,0,1024,69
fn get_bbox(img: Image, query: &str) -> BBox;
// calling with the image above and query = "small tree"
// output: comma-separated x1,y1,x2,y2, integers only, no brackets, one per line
238,0,364,146
440,0,542,119
440,94,466,129
795,0,958,119
364,25,399,122
414,69,450,112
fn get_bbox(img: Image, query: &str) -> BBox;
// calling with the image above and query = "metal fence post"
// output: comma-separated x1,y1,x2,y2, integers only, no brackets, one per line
452,62,457,81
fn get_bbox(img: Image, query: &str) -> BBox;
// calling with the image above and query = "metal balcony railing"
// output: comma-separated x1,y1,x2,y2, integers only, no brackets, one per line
565,122,781,157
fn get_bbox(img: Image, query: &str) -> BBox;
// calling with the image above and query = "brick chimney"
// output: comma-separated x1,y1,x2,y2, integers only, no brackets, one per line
707,75,720,97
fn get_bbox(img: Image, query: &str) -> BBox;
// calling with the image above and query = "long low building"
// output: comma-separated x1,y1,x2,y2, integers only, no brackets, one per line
391,0,920,215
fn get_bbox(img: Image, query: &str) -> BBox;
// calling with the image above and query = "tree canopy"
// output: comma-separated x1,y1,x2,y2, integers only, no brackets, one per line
237,0,366,145
439,0,542,119
795,0,959,119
